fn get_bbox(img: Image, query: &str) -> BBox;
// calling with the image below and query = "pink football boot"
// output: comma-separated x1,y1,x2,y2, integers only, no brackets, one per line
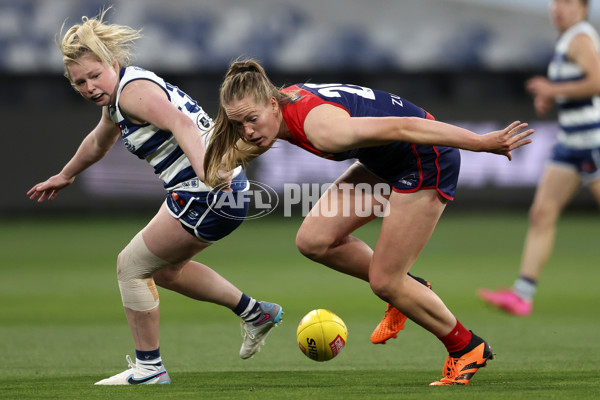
478,288,532,316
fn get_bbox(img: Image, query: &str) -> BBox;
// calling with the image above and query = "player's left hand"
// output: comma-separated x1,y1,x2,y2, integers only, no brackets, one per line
480,121,534,161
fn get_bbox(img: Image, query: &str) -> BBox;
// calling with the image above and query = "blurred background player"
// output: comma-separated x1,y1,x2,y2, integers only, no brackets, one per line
27,10,282,385
204,59,534,385
479,0,600,316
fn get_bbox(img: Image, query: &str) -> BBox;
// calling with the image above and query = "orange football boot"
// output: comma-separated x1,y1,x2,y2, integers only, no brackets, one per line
370,304,407,344
370,274,431,344
429,339,494,386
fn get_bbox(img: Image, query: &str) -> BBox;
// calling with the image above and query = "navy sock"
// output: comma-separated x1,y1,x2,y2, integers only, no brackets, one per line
135,348,162,367
233,293,251,315
233,293,262,322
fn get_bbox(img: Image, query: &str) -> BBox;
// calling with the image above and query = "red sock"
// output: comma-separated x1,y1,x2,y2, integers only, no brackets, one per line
438,320,472,354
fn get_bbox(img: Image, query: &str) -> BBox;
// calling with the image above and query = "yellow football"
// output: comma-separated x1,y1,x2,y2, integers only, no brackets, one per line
297,309,348,362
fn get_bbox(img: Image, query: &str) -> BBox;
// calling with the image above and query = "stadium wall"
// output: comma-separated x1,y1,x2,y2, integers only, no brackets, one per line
4,0,599,215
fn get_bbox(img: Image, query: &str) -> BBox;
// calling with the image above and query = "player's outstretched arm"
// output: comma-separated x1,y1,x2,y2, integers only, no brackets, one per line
27,108,120,202
305,105,533,160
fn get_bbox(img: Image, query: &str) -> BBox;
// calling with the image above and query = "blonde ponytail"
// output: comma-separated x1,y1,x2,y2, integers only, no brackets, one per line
204,59,289,187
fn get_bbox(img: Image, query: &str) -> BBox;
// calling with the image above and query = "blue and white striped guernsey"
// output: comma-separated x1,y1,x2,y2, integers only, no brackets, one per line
108,66,241,192
549,21,600,149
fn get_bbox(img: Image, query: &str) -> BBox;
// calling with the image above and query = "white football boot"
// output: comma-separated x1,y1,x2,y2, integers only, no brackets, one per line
94,355,171,385
239,301,283,359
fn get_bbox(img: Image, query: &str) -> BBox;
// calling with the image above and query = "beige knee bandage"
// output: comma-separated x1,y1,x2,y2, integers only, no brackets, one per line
117,232,170,311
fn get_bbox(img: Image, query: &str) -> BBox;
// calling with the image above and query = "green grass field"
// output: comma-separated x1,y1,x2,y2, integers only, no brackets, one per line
1,211,599,399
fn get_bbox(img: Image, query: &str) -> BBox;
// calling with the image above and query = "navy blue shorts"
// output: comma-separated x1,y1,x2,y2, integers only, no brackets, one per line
166,171,249,242
551,143,600,181
357,143,461,201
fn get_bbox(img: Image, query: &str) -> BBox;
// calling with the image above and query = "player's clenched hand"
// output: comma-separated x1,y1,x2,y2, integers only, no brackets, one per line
533,95,553,117
27,174,75,202
215,168,234,192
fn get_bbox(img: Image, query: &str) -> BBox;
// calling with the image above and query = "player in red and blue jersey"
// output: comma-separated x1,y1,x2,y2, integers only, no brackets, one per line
205,59,534,386
281,83,451,343
281,83,460,200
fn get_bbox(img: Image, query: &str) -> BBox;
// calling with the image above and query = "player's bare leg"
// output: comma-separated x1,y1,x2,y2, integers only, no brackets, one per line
296,163,382,281
478,165,580,316
296,163,433,343
370,190,493,385
368,190,454,335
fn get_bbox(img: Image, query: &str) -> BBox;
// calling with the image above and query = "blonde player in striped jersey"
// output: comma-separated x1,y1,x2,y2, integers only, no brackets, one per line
479,0,600,316
27,8,282,385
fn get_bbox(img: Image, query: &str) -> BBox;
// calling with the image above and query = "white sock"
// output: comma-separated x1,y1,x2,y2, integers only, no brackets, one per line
136,357,162,370
239,299,262,322
513,277,536,301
